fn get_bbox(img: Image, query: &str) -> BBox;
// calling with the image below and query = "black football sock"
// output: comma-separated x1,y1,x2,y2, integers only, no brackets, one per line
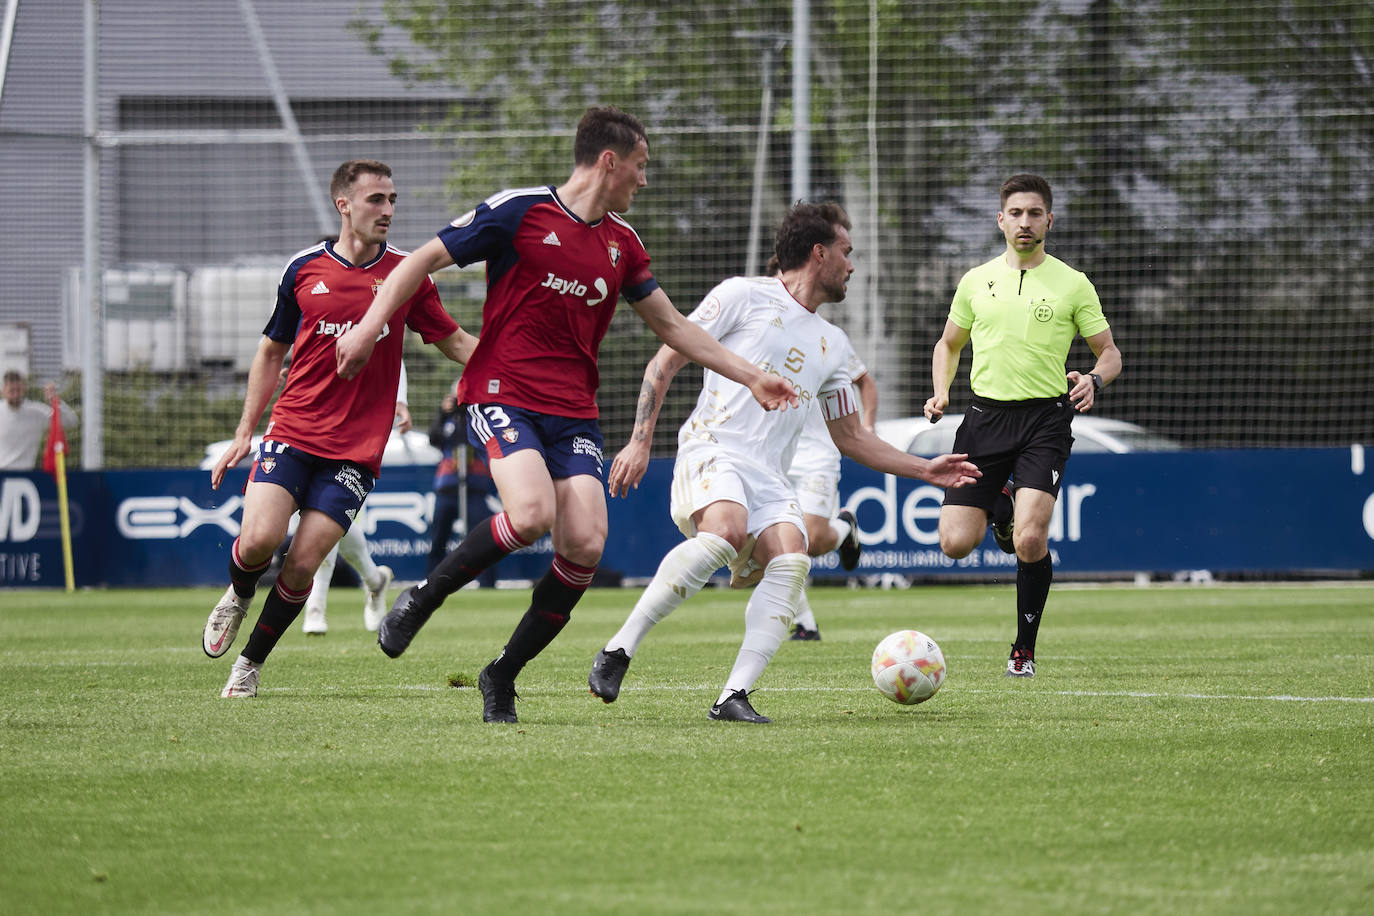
1015,553,1054,652
488,555,595,681
228,538,271,600
413,512,529,612
241,578,312,664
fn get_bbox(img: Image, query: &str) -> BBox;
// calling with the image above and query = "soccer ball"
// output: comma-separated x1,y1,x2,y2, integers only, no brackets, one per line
871,630,946,705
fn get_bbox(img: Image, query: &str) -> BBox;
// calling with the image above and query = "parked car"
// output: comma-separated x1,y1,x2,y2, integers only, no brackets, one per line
874,414,1183,456
199,429,442,469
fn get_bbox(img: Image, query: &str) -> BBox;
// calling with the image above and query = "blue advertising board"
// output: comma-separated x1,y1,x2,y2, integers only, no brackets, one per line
2,447,1371,588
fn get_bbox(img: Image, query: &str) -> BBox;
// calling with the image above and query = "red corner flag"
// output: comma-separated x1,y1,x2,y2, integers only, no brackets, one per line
42,394,68,478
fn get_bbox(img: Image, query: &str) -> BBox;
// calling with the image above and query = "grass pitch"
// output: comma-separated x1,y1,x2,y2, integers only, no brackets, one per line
1,582,1371,915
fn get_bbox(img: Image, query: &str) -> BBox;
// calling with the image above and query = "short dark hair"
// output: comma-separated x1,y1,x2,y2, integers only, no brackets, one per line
573,106,648,166
1000,173,1053,211
330,159,392,202
773,202,851,271
3,369,23,384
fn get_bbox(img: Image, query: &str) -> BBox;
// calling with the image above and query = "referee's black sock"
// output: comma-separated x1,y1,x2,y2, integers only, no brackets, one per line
414,512,529,612
990,486,1013,528
1015,553,1053,652
488,554,595,681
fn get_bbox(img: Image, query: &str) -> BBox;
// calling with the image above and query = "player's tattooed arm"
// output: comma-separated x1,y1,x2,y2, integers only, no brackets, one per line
630,378,659,443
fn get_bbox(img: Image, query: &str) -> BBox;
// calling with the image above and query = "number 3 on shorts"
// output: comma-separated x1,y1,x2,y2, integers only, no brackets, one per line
482,405,511,428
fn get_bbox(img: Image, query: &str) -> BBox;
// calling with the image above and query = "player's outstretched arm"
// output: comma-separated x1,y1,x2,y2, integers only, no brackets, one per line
336,237,455,379
211,337,290,490
607,343,690,498
630,289,797,411
826,411,981,489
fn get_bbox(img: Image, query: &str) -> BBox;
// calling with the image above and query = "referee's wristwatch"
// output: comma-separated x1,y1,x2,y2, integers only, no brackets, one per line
1089,373,1104,391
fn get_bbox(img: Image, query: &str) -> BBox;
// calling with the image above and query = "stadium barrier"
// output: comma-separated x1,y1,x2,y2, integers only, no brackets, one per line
2,449,1370,589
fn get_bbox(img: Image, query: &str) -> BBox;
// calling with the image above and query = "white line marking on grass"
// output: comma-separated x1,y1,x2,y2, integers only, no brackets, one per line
257,684,1374,703
1032,689,1374,703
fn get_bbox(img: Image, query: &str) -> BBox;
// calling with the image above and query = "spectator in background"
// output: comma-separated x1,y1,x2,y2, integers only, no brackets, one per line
427,382,498,587
1,370,78,470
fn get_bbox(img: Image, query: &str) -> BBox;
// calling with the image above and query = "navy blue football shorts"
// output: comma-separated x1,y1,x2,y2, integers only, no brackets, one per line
248,440,374,531
942,396,1074,514
464,403,605,481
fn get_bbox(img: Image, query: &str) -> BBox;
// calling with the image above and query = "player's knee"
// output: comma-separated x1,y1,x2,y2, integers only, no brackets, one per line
559,540,604,568
1014,528,1049,560
505,506,555,543
763,552,810,590
938,531,977,559
698,521,749,553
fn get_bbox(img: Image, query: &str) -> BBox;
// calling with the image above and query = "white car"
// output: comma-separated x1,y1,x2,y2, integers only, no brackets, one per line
199,429,443,469
874,413,1182,456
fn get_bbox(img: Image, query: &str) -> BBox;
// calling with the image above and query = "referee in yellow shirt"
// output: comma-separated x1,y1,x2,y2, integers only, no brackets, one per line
925,174,1123,678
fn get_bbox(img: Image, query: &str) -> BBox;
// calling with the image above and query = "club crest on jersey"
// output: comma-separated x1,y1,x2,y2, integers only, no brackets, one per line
820,336,829,357
372,277,385,296
259,457,276,474
501,428,519,444
607,241,621,266
695,296,722,322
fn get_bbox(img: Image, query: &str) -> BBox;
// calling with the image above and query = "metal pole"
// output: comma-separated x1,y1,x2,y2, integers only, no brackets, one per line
238,0,334,235
791,0,810,203
82,0,103,468
745,45,775,276
735,31,790,276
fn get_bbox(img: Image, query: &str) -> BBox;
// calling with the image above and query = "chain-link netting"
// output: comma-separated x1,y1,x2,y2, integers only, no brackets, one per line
2,0,1370,469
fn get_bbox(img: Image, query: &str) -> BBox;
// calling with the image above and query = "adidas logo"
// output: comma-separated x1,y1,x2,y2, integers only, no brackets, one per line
310,280,330,295
543,231,561,246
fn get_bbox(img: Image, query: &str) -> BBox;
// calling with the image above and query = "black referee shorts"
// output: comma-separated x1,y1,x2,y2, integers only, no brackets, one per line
942,395,1074,514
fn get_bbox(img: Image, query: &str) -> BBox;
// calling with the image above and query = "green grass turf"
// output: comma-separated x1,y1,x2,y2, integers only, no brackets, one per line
1,583,1371,915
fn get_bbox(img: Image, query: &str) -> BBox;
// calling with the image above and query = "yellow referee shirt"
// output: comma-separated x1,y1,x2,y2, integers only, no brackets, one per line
949,253,1109,400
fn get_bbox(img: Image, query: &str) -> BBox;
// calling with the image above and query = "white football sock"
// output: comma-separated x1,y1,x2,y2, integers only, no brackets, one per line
336,515,381,586
792,587,817,631
309,544,338,610
606,532,736,657
828,515,852,546
719,553,810,703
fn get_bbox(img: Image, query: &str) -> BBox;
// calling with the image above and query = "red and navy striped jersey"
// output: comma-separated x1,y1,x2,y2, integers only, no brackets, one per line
262,241,457,475
438,185,657,418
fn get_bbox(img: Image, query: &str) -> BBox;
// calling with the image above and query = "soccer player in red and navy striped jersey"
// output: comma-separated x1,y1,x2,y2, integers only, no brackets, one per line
334,106,797,722
202,159,478,699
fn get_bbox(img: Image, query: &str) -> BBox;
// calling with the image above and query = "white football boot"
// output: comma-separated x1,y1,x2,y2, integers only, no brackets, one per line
203,587,250,658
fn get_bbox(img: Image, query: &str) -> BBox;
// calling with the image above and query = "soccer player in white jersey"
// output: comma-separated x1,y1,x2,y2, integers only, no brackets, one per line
588,202,980,722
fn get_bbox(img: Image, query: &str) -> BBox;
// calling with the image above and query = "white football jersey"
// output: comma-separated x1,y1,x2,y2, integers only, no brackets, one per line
787,326,868,479
678,276,857,472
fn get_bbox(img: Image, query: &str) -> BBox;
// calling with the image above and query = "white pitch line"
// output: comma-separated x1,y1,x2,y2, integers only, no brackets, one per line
255,684,1374,703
